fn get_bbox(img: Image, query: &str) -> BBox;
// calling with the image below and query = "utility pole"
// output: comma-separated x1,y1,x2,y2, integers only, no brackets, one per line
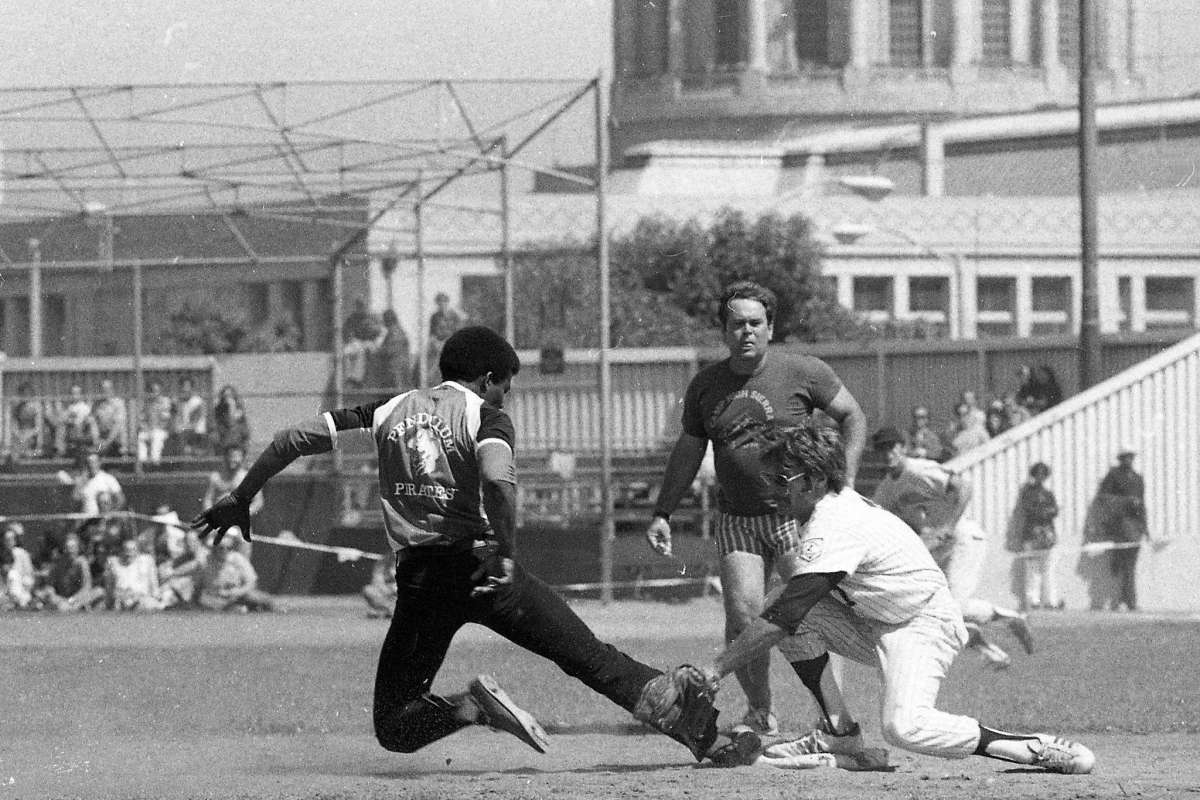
1078,0,1103,388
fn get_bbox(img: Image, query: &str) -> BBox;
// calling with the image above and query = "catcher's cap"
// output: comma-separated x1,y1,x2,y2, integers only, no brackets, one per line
871,426,905,451
1029,461,1050,478
1117,447,1137,459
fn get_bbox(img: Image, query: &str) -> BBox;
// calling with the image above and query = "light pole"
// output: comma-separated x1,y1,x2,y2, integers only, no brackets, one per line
86,204,143,473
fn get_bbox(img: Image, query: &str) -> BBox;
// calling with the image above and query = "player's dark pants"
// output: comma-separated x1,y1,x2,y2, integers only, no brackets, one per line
1109,544,1141,611
373,548,659,753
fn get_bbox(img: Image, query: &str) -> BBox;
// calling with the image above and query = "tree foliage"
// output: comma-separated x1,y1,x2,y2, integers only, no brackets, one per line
509,206,860,348
152,299,301,355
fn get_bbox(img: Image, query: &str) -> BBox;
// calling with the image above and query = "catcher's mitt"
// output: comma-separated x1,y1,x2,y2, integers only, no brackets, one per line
633,665,719,761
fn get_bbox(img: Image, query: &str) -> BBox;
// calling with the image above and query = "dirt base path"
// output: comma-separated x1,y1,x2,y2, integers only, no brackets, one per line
5,730,1192,800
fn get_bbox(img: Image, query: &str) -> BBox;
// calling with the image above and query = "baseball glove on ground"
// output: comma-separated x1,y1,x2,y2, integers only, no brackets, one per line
633,664,719,761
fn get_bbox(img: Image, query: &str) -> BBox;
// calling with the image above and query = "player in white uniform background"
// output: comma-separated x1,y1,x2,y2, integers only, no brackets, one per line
869,427,1033,669
694,420,1094,774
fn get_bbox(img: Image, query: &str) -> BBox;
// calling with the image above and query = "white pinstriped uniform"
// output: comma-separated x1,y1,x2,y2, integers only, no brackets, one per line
774,489,983,758
873,458,993,622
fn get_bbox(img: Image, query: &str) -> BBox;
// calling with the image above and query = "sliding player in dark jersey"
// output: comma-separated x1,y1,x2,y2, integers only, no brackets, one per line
192,326,721,762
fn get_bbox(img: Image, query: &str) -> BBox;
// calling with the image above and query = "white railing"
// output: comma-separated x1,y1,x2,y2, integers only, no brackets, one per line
945,332,1200,612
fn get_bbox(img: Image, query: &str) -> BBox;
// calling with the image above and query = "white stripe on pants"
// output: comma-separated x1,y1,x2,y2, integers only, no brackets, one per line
777,589,981,759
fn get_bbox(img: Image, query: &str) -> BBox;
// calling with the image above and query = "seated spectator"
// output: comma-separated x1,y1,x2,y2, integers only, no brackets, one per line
173,377,209,456
949,400,991,455
9,382,46,459
104,537,163,611
93,378,129,458
903,405,945,461
1015,363,1063,415
204,446,261,558
1004,393,1034,428
195,534,274,613
71,452,126,520
959,390,987,431
147,506,187,560
59,384,99,460
1030,364,1064,412
138,380,175,465
984,399,1010,437
362,556,398,619
1,522,36,610
158,528,209,609
212,384,251,455
34,531,103,612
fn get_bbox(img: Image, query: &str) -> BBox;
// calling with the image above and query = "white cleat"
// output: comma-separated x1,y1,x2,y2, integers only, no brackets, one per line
1028,734,1095,774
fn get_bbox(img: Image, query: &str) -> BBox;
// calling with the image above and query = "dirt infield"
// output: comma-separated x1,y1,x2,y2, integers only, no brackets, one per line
3,598,1199,800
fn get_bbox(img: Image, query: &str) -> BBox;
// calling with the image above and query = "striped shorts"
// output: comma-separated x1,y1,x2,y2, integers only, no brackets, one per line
713,511,801,559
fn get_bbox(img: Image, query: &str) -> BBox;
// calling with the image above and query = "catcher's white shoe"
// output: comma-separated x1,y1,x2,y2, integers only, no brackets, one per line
1027,734,1095,774
738,707,780,736
469,674,550,753
763,720,864,755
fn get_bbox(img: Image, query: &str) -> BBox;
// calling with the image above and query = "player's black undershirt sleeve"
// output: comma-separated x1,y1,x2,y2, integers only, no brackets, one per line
235,400,389,500
760,571,847,635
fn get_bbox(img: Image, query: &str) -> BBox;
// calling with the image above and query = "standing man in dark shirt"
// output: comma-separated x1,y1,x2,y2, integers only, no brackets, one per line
193,326,720,763
644,280,867,736
1097,448,1150,611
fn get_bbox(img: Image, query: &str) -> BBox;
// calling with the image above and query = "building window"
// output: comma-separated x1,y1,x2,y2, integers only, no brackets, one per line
1145,277,1194,330
1030,276,1072,335
889,0,953,68
1048,0,1105,69
793,0,831,67
714,0,745,68
632,0,670,76
1117,276,1132,331
980,0,1011,65
1,296,30,357
976,276,1016,337
853,276,893,320
909,276,949,314
907,276,950,336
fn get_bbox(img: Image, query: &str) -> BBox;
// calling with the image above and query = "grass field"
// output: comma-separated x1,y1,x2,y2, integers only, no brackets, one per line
3,596,1198,800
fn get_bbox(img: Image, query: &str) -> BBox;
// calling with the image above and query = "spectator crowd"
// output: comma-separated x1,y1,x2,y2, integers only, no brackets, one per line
5,378,251,466
897,363,1063,462
0,453,275,614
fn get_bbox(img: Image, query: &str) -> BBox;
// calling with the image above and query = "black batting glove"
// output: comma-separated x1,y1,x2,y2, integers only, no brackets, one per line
191,492,253,545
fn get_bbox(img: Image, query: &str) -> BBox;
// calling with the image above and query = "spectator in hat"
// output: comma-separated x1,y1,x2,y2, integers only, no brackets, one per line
1010,462,1062,611
1096,448,1151,612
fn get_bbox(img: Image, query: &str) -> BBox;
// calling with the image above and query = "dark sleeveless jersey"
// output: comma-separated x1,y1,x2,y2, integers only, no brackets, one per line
320,382,515,552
